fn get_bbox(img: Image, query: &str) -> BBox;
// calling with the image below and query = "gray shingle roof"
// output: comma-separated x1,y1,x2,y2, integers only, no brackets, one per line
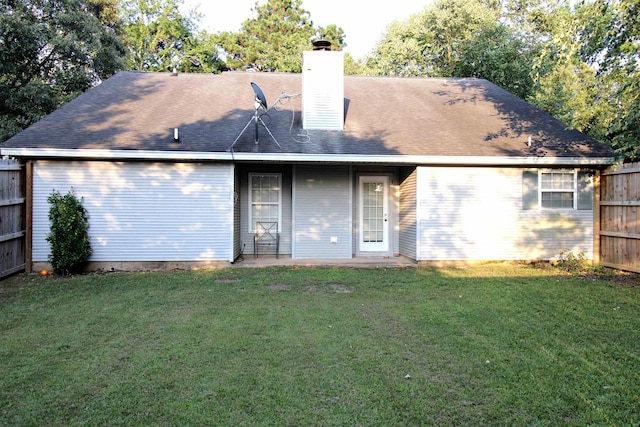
2,70,616,159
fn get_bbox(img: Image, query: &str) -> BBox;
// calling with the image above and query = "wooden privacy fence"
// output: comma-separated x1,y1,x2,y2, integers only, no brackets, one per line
596,161,640,273
0,159,27,279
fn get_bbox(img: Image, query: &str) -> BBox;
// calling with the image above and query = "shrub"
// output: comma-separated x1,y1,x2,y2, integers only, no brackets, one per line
46,189,92,275
555,250,611,277
556,250,588,274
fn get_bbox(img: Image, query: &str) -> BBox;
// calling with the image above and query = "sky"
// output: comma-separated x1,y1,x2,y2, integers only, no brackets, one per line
181,0,429,59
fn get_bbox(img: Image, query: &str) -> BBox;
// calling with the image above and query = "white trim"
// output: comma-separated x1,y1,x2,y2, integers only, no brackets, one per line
348,165,354,257
415,168,422,261
248,173,282,233
0,147,617,166
358,175,390,253
229,165,236,263
291,165,297,259
539,169,577,210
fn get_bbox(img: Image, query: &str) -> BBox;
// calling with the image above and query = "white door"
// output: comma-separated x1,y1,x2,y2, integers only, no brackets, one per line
359,176,390,253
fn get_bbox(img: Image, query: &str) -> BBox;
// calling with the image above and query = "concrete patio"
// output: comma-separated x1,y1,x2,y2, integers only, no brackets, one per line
231,255,418,268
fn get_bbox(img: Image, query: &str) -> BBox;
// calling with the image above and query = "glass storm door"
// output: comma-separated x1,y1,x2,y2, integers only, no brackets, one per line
359,176,389,253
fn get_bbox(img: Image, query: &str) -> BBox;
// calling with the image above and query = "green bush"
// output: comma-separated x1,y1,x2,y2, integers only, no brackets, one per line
46,189,92,275
556,250,589,274
555,250,611,277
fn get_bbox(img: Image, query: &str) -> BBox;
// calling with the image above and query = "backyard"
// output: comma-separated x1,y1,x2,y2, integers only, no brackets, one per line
1,264,639,426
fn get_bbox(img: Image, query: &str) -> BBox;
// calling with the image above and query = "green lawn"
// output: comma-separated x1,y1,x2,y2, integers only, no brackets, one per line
1,265,639,426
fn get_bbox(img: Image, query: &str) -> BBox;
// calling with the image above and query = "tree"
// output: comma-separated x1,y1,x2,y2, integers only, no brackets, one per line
524,0,638,161
530,57,614,143
416,0,500,76
365,19,427,77
316,24,347,51
120,0,226,73
526,3,610,140
368,0,500,77
0,0,125,142
500,0,566,37
218,0,345,72
576,0,640,161
366,0,573,101
457,24,540,99
180,32,229,73
344,53,370,76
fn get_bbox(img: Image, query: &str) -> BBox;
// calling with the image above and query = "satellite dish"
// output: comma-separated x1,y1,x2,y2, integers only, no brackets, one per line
228,82,300,151
251,82,267,110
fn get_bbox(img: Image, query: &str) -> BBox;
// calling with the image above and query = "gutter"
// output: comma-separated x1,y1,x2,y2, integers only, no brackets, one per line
0,147,618,166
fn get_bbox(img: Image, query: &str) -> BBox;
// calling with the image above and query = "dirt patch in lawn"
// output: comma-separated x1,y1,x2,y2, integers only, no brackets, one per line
305,283,352,293
214,279,242,283
329,283,352,293
267,283,291,291
609,271,640,288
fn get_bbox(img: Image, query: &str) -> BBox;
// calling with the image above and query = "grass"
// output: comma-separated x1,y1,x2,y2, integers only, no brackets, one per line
1,265,639,426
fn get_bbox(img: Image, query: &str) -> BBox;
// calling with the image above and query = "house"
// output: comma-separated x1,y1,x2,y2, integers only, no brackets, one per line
0,50,617,271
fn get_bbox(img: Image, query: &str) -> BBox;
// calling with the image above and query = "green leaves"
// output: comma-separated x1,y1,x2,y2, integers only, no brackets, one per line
458,24,539,99
119,0,226,73
0,0,125,142
364,0,638,160
368,0,542,88
530,0,640,161
217,0,345,73
46,189,92,275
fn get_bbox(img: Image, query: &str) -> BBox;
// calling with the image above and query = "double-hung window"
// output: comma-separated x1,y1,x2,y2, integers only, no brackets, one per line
540,171,576,209
249,173,281,231
522,169,593,211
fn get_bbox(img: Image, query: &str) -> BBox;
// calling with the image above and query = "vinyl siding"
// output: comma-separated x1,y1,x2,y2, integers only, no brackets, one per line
399,167,417,260
32,161,234,262
302,51,344,130
293,165,352,258
416,166,594,261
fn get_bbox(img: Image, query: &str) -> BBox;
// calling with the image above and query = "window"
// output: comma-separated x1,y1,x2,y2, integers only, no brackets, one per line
540,171,575,209
523,169,593,211
248,173,281,231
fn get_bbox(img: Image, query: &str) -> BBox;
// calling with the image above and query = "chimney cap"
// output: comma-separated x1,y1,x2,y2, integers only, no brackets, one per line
312,39,332,51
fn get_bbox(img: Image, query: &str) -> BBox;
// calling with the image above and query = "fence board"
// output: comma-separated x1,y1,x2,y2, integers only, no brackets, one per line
0,159,25,279
598,161,640,273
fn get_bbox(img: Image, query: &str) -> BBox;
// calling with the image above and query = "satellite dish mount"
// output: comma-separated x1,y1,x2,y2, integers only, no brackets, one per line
229,82,282,151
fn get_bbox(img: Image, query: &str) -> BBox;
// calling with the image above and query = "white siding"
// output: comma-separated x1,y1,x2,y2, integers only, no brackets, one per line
416,167,594,261
399,167,417,260
293,165,352,258
302,51,344,130
33,161,234,262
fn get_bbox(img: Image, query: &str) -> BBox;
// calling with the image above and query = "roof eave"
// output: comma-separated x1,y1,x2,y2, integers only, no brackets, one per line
0,148,619,166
